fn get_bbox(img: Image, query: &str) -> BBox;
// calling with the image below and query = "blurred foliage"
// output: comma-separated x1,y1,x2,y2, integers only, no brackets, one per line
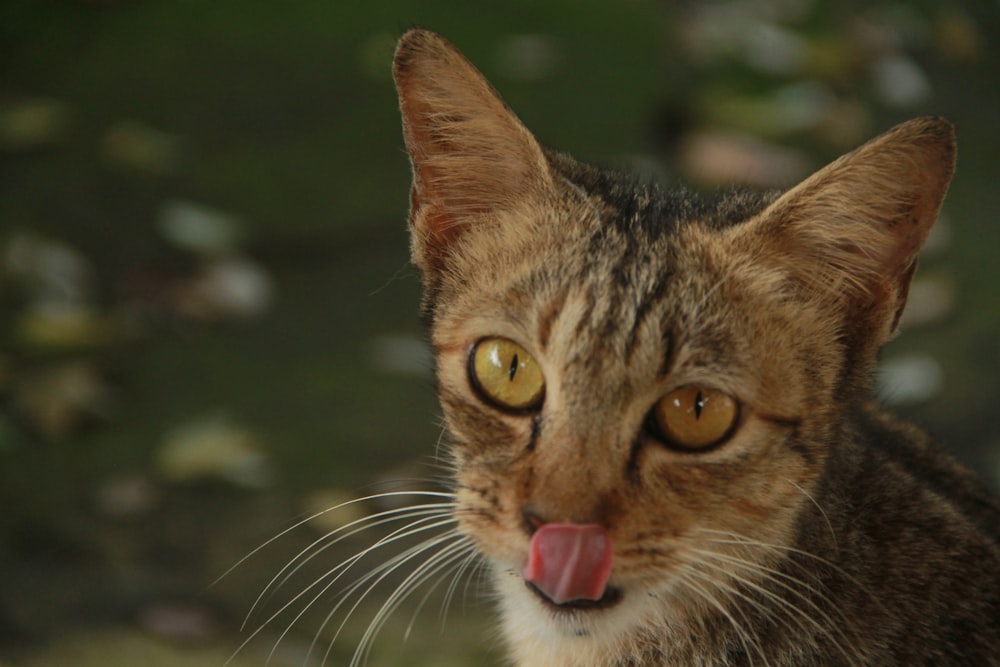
0,0,998,665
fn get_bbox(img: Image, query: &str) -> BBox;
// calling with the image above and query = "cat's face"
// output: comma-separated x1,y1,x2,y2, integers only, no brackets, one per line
393,29,954,663
423,168,852,657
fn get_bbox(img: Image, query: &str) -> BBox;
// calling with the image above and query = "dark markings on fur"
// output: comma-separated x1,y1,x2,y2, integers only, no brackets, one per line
395,44,996,660
859,406,1000,539
527,414,541,452
624,271,673,367
756,413,812,464
572,287,598,341
657,326,677,379
537,287,568,352
626,433,645,483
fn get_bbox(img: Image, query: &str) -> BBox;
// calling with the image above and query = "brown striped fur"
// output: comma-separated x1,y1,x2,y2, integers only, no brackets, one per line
392,29,1000,666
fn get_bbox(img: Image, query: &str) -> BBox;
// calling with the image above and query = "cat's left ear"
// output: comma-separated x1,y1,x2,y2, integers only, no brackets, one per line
740,116,955,348
392,29,555,277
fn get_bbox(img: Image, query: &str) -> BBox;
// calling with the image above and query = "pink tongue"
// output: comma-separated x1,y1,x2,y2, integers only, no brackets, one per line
522,523,613,605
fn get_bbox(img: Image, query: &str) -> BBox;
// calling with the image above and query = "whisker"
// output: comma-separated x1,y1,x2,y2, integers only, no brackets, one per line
690,269,734,320
673,568,766,666
464,555,491,611
289,522,460,665
216,489,455,590
785,479,838,550
310,529,465,665
400,543,479,642
432,424,450,463
349,538,476,666
684,548,860,666
687,546,826,607
246,504,454,639
439,548,482,627
230,512,456,666
694,527,885,614
391,542,474,643
690,527,878,665
251,502,457,627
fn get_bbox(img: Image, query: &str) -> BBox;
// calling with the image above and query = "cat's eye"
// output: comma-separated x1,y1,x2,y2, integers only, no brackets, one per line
650,385,739,451
469,337,545,411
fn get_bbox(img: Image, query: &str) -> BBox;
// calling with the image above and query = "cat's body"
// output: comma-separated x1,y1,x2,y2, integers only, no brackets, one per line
387,30,1000,666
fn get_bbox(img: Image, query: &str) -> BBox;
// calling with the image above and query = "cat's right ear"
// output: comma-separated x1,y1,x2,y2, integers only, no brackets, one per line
735,117,955,353
393,29,554,276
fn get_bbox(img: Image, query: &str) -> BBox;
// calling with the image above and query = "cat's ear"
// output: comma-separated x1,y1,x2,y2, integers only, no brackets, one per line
393,29,554,275
742,117,955,347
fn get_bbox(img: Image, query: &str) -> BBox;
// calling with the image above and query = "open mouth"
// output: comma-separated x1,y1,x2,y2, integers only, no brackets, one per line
526,580,623,611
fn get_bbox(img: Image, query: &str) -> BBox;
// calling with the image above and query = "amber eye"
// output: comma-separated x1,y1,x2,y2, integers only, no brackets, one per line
469,337,545,411
650,385,739,451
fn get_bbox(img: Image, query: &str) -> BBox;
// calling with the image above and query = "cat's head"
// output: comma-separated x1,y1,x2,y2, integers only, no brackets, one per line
393,29,954,660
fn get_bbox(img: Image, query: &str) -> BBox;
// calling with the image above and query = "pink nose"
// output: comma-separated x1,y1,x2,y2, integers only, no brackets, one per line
522,523,613,605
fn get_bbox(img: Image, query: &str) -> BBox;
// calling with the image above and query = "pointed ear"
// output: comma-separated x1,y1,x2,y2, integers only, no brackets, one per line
738,117,955,348
392,29,555,276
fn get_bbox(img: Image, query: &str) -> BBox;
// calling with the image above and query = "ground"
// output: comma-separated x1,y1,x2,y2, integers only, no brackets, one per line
0,2,998,665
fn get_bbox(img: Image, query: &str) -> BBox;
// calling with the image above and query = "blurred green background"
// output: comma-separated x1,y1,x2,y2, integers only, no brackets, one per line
1,1,998,665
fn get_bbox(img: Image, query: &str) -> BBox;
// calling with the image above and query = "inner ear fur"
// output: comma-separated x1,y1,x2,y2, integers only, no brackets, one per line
392,29,555,276
737,116,956,347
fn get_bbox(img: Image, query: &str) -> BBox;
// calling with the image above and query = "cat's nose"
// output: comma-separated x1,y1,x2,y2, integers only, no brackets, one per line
522,501,614,535
521,506,547,535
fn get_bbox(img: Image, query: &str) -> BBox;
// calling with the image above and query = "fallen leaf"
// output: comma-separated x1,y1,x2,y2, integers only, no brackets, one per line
138,602,218,643
0,98,71,151
877,355,944,406
157,199,245,256
14,361,115,439
102,120,183,174
300,488,368,534
157,414,270,487
173,257,274,321
95,474,161,520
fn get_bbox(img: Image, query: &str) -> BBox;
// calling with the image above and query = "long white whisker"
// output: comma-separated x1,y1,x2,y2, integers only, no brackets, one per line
258,508,452,632
786,479,838,550
690,270,733,320
432,424,450,463
349,538,475,667
694,528,886,615
221,491,455,635
217,490,455,590
690,546,851,626
230,512,455,666
279,519,459,666
674,567,765,666
685,550,845,657
438,548,481,628
689,550,861,667
398,543,474,644
691,529,869,665
256,502,457,622
400,541,479,643
309,528,463,665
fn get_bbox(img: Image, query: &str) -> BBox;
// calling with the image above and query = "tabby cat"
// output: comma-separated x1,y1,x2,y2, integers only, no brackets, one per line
268,30,1000,667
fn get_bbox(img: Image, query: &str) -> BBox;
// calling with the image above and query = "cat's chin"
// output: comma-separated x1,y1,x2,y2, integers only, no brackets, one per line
525,580,624,612
497,568,666,667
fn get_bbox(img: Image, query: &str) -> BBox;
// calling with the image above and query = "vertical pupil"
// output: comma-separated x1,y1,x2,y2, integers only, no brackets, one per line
509,353,519,381
694,390,704,419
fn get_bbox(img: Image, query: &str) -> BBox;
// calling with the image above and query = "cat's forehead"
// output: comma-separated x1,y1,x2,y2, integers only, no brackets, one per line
444,170,780,327
564,162,779,241
433,166,783,381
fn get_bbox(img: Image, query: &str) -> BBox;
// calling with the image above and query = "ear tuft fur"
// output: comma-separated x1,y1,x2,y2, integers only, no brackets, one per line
393,30,554,275
739,116,955,346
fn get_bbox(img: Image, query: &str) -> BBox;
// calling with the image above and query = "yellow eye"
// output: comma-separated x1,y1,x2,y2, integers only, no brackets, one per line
651,385,739,451
470,337,545,411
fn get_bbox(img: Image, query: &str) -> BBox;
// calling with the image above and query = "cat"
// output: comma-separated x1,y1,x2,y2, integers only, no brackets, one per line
247,29,1000,667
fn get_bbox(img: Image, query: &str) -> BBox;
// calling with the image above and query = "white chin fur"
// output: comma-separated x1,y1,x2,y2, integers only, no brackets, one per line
492,566,664,667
